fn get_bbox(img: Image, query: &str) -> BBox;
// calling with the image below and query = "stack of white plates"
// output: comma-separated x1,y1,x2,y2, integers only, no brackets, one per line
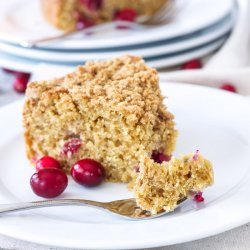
0,0,236,72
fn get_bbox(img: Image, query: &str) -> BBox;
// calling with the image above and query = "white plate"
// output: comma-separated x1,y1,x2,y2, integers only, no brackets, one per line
0,13,234,62
0,37,227,72
145,37,226,69
0,0,234,49
0,83,249,249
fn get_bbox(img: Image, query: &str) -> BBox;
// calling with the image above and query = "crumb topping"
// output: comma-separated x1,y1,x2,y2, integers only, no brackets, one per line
23,55,177,183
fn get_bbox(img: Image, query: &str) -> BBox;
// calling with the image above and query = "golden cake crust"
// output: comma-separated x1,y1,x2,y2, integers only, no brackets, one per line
23,55,177,183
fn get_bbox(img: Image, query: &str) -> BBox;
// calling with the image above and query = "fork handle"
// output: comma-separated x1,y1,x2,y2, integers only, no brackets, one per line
0,199,107,214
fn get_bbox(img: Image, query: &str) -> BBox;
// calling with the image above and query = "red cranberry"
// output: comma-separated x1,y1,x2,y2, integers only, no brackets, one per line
13,72,30,93
61,138,82,158
36,156,61,172
151,151,171,163
194,192,204,202
2,68,16,74
76,15,95,30
71,159,105,187
14,72,30,78
181,59,202,70
220,84,237,93
114,8,137,22
30,169,68,198
80,0,102,11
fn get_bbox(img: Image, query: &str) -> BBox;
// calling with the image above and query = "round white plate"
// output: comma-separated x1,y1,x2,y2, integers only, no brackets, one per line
0,0,234,49
145,37,226,69
0,83,249,249
0,13,234,62
0,37,227,72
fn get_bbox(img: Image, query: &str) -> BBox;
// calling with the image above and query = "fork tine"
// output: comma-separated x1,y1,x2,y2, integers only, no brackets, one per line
141,0,178,25
153,1,174,20
143,1,171,23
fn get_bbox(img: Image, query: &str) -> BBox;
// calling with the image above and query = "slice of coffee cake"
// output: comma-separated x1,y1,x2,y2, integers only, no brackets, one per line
134,152,214,214
23,55,177,183
41,0,168,31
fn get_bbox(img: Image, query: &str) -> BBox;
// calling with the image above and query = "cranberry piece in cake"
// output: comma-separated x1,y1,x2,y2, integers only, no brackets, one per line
76,15,95,30
61,138,82,158
114,8,137,22
71,159,105,187
134,166,140,173
151,151,171,163
192,150,199,161
30,169,68,198
80,0,102,11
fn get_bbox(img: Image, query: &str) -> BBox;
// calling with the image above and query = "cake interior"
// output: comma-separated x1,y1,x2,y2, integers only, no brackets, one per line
134,152,214,214
23,54,214,214
23,56,177,184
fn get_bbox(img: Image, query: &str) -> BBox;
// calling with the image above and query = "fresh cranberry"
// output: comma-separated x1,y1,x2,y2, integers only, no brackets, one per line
220,84,237,93
61,138,82,158
2,68,16,74
13,72,30,93
151,151,171,163
36,156,61,172
114,8,137,22
14,71,30,78
76,15,95,30
80,0,102,11
30,169,68,198
194,192,204,202
181,59,202,70
71,159,105,187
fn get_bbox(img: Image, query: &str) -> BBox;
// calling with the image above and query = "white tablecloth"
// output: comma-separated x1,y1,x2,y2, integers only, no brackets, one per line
0,71,249,250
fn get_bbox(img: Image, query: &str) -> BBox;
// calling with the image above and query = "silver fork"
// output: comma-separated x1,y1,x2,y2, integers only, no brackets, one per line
0,197,187,220
20,0,180,48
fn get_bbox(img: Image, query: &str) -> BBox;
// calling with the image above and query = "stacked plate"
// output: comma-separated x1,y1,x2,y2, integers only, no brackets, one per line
0,0,236,72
